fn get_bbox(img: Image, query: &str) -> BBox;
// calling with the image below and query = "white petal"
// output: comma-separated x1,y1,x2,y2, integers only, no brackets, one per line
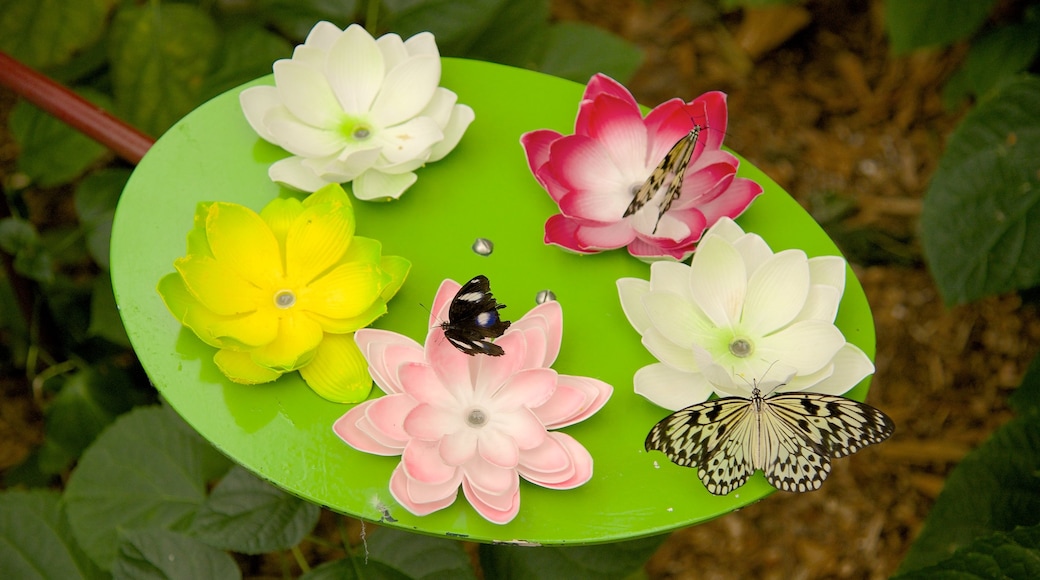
641,328,698,372
787,343,875,396
264,107,346,157
370,55,441,127
419,87,457,128
634,363,714,410
353,169,418,200
808,255,846,295
741,249,810,336
793,284,841,324
404,31,440,58
314,147,381,182
326,25,385,115
290,45,326,70
642,291,715,350
272,60,344,130
376,32,409,70
304,21,345,50
616,278,652,333
429,104,475,162
239,86,282,142
702,216,744,242
732,233,774,274
688,235,746,328
268,157,333,192
375,116,443,164
649,261,695,303
757,319,846,374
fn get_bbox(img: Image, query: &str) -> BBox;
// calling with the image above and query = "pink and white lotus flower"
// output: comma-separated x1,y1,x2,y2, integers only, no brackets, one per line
334,279,612,524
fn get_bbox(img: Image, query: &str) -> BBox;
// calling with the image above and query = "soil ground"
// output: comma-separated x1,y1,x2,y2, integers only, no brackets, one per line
2,1,1039,578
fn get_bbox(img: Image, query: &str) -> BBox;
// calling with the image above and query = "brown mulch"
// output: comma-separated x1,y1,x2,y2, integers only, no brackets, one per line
551,0,1040,578
2,1,1039,578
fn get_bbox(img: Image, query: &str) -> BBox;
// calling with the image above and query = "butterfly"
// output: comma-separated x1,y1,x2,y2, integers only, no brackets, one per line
440,275,511,356
623,124,702,234
645,386,894,495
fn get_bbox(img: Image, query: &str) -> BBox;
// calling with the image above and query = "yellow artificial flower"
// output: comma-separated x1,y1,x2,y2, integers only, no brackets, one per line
158,183,410,402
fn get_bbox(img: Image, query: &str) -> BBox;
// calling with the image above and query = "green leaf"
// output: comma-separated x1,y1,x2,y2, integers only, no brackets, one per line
257,0,359,40
886,0,996,53
108,3,220,137
112,528,241,580
720,0,799,9
65,405,233,570
89,272,131,346
74,168,130,271
1010,354,1040,417
0,490,105,579
302,558,410,580
896,524,1040,579
0,217,54,284
383,0,507,56
896,414,1040,572
188,464,320,554
367,526,477,579
455,0,549,68
479,535,666,579
0,0,115,69
536,22,644,84
920,75,1040,305
941,18,1040,108
199,24,293,102
7,89,112,187
40,365,142,473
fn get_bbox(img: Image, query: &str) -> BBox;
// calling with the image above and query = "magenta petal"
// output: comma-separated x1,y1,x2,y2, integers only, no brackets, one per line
477,427,519,468
545,214,595,253
402,439,457,484
692,91,729,149
333,403,402,455
628,236,695,261
578,74,639,130
698,177,764,223
520,432,593,489
572,219,637,251
461,476,519,524
580,94,648,168
520,129,563,190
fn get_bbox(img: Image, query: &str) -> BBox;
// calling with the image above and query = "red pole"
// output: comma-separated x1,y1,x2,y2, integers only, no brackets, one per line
0,51,155,164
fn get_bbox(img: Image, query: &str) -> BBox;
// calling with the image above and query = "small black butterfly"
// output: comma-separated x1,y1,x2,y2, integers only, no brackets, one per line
440,275,511,356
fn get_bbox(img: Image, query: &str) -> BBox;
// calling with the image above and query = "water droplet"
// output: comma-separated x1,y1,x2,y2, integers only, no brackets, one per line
729,338,752,357
535,289,556,304
466,407,488,427
274,290,296,309
472,238,493,256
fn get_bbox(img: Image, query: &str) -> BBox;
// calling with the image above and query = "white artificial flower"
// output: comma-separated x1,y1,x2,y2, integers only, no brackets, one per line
617,217,875,410
240,22,475,200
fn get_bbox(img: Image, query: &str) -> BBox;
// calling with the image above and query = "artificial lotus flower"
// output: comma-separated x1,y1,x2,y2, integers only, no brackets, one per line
334,279,612,524
521,73,762,261
240,22,475,200
157,184,410,403
617,217,874,410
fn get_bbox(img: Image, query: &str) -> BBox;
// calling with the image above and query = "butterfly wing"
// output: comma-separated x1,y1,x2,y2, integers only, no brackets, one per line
442,275,511,356
623,126,700,234
759,393,895,492
645,397,758,495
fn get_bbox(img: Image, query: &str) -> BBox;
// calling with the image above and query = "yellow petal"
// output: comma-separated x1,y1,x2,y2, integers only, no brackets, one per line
158,273,273,348
260,197,305,250
186,202,215,257
205,202,283,288
378,254,411,302
309,299,387,334
302,262,382,320
175,254,265,316
214,349,283,384
303,183,353,210
284,200,355,284
298,333,373,403
249,312,324,371
341,235,381,265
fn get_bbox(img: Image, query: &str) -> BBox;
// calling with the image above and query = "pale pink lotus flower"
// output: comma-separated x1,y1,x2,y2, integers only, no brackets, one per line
617,217,875,411
521,73,762,261
334,279,612,524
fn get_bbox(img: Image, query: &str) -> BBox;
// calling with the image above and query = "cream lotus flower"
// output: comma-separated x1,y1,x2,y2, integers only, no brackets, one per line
617,217,874,410
240,22,475,200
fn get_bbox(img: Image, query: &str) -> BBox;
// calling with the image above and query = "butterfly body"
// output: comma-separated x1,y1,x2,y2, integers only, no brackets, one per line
440,275,510,356
645,387,894,495
624,124,702,233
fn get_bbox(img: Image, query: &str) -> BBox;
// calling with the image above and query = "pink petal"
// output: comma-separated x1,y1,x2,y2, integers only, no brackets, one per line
519,432,593,489
579,94,648,169
477,427,519,468
692,91,729,149
551,136,631,221
463,457,519,500
533,375,613,428
439,428,479,465
572,219,637,251
508,300,563,368
390,465,460,515
399,363,456,407
355,329,424,395
544,214,596,253
642,99,704,166
404,403,459,441
697,177,764,224
364,393,418,443
332,403,401,456
492,368,557,410
491,406,547,451
473,332,527,398
576,74,639,134
516,433,572,480
428,279,460,329
402,439,457,484
627,236,695,261
520,129,565,196
461,477,519,524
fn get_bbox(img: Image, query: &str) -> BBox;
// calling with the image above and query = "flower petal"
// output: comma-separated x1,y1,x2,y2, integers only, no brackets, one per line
741,249,810,336
403,439,458,484
461,475,519,524
429,103,475,162
269,156,335,192
757,319,846,374
325,24,385,115
688,234,747,328
298,332,372,402
634,363,715,410
333,401,404,456
370,54,441,127
520,432,593,489
477,427,519,468
213,349,283,384
390,464,460,516
352,169,418,201
533,375,612,428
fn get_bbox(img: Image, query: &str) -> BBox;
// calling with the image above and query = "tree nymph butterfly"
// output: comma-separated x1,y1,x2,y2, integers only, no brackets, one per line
645,386,894,495
623,124,702,234
440,275,511,357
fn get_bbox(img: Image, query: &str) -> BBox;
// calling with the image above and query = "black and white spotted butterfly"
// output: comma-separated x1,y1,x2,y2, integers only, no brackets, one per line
440,275,511,357
645,386,894,495
623,124,702,234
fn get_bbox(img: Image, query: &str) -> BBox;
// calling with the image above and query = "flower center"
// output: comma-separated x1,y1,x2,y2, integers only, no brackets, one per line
353,126,371,140
465,407,489,428
729,338,753,358
274,290,296,309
